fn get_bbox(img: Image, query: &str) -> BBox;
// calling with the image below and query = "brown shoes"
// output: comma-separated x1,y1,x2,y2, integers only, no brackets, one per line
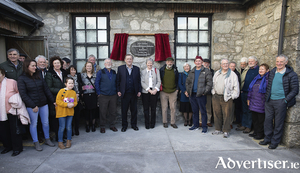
163,123,168,128
171,124,178,129
236,126,246,131
243,128,251,133
230,125,233,129
100,128,105,133
66,140,72,148
207,123,212,127
110,127,118,132
58,142,66,149
199,123,202,127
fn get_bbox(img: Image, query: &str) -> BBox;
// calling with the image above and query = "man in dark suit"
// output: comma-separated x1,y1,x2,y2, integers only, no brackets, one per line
117,54,142,132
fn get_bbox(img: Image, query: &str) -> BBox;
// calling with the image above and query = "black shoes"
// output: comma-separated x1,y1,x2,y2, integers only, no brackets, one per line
259,140,271,145
171,124,178,129
92,125,96,132
248,133,257,137
121,127,127,132
163,123,168,128
254,135,264,140
86,125,90,132
132,126,139,131
1,148,12,154
145,126,150,129
100,128,105,133
12,150,22,157
268,144,278,149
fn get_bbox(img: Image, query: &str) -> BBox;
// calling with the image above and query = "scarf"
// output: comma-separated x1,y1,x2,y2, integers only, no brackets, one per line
0,77,7,121
183,71,189,76
218,68,231,79
248,72,269,93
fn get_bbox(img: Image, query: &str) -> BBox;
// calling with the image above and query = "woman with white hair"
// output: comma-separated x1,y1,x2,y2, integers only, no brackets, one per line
178,62,193,126
141,58,161,129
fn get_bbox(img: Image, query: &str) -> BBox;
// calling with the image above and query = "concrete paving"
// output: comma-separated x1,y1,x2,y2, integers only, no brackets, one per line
0,122,299,173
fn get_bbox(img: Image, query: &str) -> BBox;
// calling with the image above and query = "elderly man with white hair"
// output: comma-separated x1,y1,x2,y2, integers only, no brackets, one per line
236,56,259,133
35,55,48,78
211,59,239,138
259,54,299,149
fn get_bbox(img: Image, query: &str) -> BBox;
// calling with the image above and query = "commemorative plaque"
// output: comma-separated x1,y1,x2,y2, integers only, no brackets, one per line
130,41,155,57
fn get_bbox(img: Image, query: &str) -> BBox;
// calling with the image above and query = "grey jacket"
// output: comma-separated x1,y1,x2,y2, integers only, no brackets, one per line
81,73,97,94
141,68,161,93
185,66,212,97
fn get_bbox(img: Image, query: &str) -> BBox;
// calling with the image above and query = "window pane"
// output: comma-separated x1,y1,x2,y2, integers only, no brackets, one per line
188,17,198,29
76,46,86,59
98,17,107,29
176,60,195,73
98,60,105,69
199,46,209,59
199,31,209,43
176,46,186,59
98,46,108,59
76,31,85,43
188,31,198,43
98,31,107,42
188,47,197,59
87,30,96,43
77,61,86,73
199,18,208,29
86,17,96,29
76,17,85,29
178,31,186,43
87,47,97,58
177,17,186,29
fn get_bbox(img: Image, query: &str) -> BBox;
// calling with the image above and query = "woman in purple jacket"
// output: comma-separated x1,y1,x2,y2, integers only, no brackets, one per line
247,63,269,140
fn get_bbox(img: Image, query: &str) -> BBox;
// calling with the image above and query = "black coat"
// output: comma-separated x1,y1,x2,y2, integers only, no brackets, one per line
265,65,299,108
45,68,67,97
116,65,141,98
17,73,54,108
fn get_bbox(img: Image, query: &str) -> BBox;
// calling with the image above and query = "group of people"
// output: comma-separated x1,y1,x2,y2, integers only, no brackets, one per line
0,48,298,157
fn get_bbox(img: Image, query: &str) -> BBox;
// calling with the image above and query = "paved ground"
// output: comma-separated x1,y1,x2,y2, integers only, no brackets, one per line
0,121,299,173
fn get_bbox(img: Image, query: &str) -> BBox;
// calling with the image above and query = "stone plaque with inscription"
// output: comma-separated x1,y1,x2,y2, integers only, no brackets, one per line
130,41,155,57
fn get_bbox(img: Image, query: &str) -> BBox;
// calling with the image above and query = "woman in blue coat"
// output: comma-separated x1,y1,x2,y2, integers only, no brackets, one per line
178,63,193,126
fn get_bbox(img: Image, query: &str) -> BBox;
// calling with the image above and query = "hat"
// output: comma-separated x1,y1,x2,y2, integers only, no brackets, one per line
166,57,174,61
203,59,211,63
19,53,27,58
195,56,203,61
62,57,71,63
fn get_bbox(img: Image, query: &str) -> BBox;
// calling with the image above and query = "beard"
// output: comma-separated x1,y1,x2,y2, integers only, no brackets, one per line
167,64,173,68
106,65,112,68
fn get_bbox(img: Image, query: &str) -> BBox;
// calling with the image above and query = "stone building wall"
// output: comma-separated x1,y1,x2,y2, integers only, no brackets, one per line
243,0,282,68
282,0,300,148
211,8,246,70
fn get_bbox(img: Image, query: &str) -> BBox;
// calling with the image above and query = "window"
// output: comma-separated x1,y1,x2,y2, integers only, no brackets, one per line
72,14,109,71
175,15,212,72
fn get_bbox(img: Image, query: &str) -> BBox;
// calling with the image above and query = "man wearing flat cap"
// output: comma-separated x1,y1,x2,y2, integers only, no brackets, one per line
159,57,179,128
185,56,212,133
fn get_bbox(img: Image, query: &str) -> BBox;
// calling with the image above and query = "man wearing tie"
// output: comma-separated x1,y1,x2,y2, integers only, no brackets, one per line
117,54,142,132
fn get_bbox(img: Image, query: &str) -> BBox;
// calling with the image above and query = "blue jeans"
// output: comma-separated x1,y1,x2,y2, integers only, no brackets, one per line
189,93,207,131
27,105,50,143
241,92,252,128
58,116,73,142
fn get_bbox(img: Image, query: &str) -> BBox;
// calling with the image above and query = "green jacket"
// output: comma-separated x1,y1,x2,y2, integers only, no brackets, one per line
0,60,23,81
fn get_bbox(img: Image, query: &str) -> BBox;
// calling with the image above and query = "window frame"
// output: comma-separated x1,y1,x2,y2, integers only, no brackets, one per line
174,14,212,66
72,13,110,70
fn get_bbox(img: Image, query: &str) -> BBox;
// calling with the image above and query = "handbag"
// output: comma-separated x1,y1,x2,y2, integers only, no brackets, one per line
15,110,26,135
86,76,99,107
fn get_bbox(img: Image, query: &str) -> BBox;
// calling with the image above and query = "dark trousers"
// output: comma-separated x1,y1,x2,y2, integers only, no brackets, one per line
73,105,80,131
234,96,243,123
212,95,233,133
49,103,59,140
99,94,118,128
241,92,252,128
85,108,96,125
121,92,138,128
264,99,287,145
141,92,158,127
189,93,207,131
0,114,23,152
251,111,265,136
